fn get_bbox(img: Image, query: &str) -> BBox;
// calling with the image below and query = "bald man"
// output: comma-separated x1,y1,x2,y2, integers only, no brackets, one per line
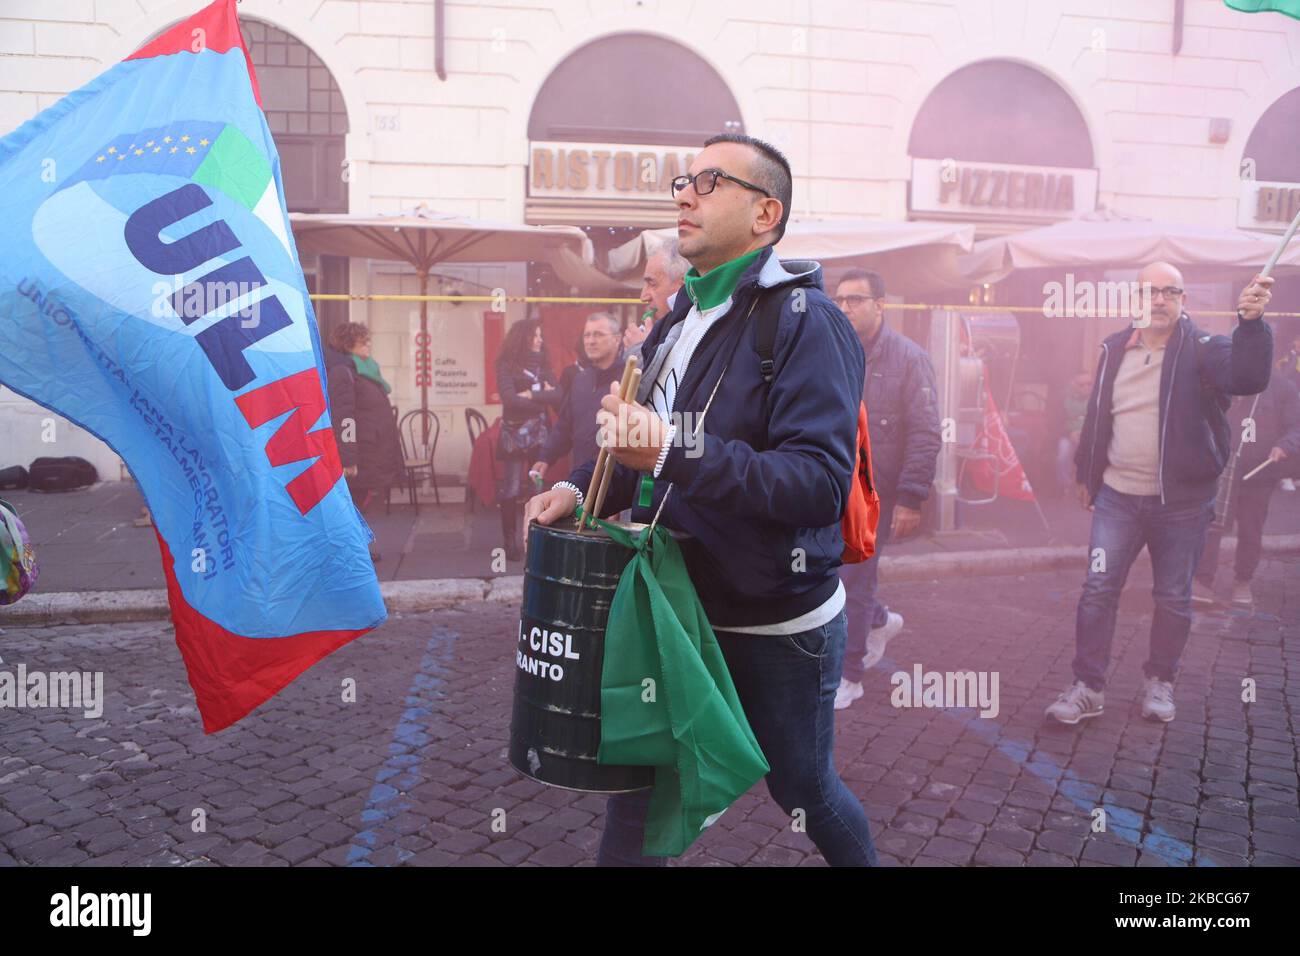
1047,264,1273,725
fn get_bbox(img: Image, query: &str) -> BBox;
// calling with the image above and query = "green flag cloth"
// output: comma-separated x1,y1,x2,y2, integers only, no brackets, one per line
589,514,769,857
1224,0,1300,18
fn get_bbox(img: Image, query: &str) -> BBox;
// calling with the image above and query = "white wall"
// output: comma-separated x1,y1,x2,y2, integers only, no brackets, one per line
2,0,1298,477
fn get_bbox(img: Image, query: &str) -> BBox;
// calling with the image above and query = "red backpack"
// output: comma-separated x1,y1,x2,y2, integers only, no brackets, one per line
753,294,881,563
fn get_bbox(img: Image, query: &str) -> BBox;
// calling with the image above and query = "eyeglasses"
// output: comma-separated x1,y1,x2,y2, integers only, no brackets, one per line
582,331,615,340
834,294,881,307
670,168,771,198
1142,286,1184,300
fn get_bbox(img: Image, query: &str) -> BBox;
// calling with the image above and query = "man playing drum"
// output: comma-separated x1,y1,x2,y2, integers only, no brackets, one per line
524,134,876,866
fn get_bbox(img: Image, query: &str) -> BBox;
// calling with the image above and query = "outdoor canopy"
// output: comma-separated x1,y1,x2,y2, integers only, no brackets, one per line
288,206,595,415
959,209,1300,284
606,219,977,293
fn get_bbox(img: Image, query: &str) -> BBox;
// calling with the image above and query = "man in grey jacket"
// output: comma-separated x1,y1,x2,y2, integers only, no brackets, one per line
832,268,941,710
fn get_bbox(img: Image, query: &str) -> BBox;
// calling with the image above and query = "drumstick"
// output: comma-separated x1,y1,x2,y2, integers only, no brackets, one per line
1240,459,1273,482
578,355,639,528
589,367,640,527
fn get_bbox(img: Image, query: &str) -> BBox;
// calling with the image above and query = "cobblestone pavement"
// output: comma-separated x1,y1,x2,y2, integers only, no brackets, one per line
1,551,1297,867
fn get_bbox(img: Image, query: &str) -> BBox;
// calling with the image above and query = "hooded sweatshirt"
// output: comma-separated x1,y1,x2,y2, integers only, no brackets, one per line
567,245,864,631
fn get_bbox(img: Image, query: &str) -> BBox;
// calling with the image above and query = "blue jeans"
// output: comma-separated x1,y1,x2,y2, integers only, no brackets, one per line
1073,483,1215,691
838,499,894,683
595,609,878,867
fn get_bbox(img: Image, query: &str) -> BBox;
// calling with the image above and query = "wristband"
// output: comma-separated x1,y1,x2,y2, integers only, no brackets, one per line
552,480,584,509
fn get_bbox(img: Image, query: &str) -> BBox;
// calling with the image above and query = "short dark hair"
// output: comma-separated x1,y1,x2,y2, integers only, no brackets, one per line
837,268,885,299
703,132,792,242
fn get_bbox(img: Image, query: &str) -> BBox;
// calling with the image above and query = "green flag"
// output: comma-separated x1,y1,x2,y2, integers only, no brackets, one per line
591,516,769,857
1224,0,1300,19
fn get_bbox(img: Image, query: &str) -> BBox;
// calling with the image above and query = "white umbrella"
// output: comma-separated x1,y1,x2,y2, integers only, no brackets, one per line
960,209,1300,284
289,206,592,417
607,219,976,292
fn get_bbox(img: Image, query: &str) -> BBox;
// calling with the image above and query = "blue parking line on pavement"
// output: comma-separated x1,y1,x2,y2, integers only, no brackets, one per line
873,655,1209,867
348,626,457,867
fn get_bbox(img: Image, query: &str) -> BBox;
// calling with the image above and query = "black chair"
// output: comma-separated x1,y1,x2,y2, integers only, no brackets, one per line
465,407,488,448
463,407,490,513
397,409,441,513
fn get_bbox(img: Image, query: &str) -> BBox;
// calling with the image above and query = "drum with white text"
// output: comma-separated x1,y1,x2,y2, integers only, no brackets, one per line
508,520,654,793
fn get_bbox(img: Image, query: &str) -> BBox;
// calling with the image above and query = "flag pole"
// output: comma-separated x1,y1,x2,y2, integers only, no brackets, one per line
1261,205,1300,280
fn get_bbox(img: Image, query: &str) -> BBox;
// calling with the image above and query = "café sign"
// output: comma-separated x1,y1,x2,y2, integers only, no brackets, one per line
910,158,1098,220
1237,180,1300,232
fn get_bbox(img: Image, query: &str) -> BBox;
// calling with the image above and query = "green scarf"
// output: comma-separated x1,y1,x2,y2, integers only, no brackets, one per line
682,247,762,310
350,354,391,394
589,513,769,857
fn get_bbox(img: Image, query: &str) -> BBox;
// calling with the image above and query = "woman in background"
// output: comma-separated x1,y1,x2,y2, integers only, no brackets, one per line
494,318,561,561
326,322,403,559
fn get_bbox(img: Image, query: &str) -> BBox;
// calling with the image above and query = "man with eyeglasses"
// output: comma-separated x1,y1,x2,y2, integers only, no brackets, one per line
531,312,624,485
830,268,940,711
1046,262,1273,726
525,133,875,866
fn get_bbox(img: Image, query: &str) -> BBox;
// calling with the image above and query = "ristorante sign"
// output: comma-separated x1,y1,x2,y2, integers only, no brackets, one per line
910,158,1098,221
529,141,697,200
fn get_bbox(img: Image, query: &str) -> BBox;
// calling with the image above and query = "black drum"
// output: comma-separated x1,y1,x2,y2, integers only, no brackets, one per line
508,520,655,793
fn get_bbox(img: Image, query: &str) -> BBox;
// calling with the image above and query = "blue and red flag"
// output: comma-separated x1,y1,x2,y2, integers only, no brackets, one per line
0,0,386,732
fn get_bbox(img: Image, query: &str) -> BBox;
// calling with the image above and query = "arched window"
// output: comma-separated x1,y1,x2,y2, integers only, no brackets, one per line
910,61,1094,168
528,34,742,146
241,18,348,213
1243,87,1300,183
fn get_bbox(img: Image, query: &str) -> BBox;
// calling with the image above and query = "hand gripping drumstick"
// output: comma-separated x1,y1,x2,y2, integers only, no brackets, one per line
588,367,640,528
578,354,639,529
583,359,640,529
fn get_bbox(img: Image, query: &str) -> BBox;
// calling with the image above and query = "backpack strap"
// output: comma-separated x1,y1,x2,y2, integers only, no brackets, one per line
752,286,792,395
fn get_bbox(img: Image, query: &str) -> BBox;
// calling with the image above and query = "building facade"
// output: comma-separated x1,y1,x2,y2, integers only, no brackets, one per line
2,0,1298,483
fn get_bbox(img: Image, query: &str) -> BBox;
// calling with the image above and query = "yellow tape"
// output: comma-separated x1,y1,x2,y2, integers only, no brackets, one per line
305,292,1299,318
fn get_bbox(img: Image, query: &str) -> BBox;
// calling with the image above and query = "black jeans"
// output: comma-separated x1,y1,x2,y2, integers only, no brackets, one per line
595,610,878,867
1196,478,1277,586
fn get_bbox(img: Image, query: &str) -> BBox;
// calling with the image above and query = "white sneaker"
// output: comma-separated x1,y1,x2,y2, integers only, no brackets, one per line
1231,581,1254,608
1140,677,1175,723
834,678,863,710
862,612,904,671
1191,580,1216,607
1045,681,1104,725
1281,478,1296,492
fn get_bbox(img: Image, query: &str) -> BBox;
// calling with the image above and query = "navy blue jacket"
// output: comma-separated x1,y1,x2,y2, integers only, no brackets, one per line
539,353,624,470
861,324,941,511
567,246,865,628
1075,314,1273,505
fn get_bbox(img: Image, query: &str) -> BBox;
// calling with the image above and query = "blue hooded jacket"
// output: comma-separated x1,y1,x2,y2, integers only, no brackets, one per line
566,246,865,628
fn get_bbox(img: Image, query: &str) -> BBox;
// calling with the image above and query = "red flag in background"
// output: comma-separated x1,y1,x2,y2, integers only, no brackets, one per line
956,321,1037,504
967,383,1036,502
